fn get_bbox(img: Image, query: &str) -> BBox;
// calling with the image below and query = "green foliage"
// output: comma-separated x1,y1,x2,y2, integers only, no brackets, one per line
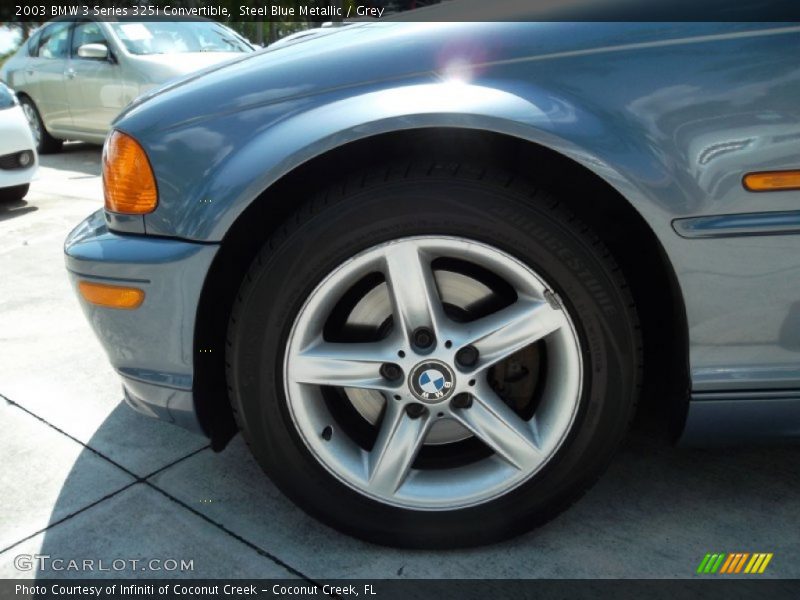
227,21,310,46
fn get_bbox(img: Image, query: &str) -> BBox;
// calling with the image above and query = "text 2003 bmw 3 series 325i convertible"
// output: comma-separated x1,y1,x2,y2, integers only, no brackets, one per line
64,16,800,547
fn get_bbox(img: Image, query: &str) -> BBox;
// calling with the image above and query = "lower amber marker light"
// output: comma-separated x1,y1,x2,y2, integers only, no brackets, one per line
743,170,800,192
78,281,145,310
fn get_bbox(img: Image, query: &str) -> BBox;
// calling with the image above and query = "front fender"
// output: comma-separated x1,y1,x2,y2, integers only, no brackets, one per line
141,80,669,242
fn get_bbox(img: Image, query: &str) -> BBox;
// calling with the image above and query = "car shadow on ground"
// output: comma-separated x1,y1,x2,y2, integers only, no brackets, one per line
38,143,102,177
0,199,38,222
21,398,800,579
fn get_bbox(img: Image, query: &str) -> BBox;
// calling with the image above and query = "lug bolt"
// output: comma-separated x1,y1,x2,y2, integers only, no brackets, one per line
380,363,403,381
412,327,435,349
450,393,473,409
405,403,427,419
456,345,479,367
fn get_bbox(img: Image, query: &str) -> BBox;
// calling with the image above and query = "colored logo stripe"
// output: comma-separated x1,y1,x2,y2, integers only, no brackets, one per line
721,553,748,573
696,553,725,574
697,553,773,575
746,553,773,574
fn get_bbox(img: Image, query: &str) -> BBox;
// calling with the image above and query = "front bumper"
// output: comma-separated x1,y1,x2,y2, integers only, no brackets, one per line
64,210,218,433
0,105,37,189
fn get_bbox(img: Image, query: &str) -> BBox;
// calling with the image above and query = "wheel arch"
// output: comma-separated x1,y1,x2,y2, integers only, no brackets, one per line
193,127,690,450
15,91,44,126
16,91,63,152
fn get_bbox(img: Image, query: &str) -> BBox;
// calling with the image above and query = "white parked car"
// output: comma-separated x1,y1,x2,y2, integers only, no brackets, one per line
0,82,37,202
0,17,254,153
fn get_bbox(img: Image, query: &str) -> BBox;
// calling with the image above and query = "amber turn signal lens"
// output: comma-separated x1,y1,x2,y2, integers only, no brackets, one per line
103,130,158,214
743,170,800,192
78,281,145,310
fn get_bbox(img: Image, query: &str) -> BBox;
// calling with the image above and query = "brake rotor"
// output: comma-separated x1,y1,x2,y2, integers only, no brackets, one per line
343,270,492,445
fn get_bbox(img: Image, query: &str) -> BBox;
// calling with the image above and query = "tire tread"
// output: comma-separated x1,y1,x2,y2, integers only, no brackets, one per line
226,160,643,547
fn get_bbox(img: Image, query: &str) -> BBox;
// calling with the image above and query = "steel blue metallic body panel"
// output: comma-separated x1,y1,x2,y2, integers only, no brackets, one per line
679,391,800,446
674,210,800,238
121,376,199,432
104,211,146,236
64,209,216,431
67,21,800,441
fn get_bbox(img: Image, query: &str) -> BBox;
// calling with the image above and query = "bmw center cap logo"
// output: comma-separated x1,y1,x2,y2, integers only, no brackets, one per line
409,361,456,402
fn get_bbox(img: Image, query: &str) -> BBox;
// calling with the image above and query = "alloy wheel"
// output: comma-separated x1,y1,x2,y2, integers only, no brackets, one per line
283,236,583,510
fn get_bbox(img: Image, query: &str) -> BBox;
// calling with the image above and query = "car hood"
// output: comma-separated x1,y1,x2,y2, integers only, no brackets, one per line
130,51,247,75
115,22,374,125
116,21,545,132
125,51,250,97
114,19,744,135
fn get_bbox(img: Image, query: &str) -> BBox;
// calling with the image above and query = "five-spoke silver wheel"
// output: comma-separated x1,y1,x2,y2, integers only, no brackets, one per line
284,236,583,510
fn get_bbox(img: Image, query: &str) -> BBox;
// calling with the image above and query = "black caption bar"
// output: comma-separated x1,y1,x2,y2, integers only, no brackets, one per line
3,579,800,600
2,0,800,22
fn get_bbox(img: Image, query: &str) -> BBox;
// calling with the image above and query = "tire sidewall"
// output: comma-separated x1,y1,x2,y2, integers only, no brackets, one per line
228,176,638,547
20,97,61,154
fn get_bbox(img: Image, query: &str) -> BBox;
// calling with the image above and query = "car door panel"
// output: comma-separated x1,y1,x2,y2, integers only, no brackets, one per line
25,21,71,132
65,21,123,134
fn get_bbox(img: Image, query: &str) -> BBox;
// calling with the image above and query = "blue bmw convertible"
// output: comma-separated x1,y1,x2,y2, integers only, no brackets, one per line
65,14,800,547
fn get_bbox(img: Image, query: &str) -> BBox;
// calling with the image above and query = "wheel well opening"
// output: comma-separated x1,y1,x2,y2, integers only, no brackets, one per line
194,128,690,450
15,92,38,116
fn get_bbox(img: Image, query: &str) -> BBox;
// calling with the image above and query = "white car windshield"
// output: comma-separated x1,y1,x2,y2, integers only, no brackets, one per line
110,21,253,55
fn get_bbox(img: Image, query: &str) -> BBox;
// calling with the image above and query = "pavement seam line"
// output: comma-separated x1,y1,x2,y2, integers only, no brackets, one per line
142,481,317,584
0,481,139,555
2,392,314,581
1,391,139,479
1,391,209,482
0,393,216,556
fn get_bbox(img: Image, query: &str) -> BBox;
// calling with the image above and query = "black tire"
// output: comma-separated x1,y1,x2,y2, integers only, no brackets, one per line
227,162,641,548
19,96,63,154
0,184,30,203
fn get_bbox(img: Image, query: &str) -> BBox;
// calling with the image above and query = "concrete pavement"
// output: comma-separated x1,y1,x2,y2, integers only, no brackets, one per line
1,144,798,579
